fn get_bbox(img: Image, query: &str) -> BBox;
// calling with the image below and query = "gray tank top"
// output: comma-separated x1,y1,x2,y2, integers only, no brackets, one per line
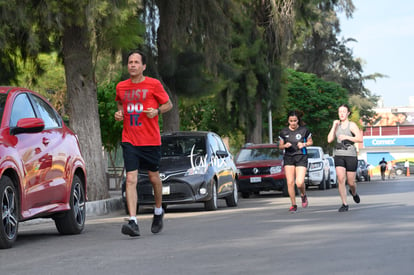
334,122,357,157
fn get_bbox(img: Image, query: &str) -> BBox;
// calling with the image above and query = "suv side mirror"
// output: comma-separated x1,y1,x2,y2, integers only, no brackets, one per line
10,118,45,135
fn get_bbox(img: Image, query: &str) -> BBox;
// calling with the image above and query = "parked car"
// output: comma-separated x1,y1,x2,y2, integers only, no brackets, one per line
356,159,370,181
325,155,337,188
235,143,290,198
394,161,414,176
305,146,331,190
122,131,238,212
0,86,87,249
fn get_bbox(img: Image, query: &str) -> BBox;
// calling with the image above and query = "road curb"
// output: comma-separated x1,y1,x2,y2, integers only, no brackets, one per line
86,196,123,217
20,196,124,226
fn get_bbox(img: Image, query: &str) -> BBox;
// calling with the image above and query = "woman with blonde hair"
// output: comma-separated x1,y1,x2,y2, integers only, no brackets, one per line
327,104,363,212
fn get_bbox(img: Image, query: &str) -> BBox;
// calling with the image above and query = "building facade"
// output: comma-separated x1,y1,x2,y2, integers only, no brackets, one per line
358,104,414,175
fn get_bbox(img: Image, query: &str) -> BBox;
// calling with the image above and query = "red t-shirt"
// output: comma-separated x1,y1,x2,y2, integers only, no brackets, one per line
115,77,170,146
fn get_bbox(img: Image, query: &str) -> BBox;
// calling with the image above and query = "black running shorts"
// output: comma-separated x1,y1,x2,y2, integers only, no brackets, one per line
121,142,161,172
283,154,308,167
334,155,358,172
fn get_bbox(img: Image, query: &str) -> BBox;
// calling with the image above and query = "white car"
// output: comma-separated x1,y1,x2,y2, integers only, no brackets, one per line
325,155,337,188
305,146,331,190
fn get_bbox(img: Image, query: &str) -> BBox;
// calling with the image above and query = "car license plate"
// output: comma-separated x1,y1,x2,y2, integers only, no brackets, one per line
162,186,170,195
250,177,261,183
152,186,170,195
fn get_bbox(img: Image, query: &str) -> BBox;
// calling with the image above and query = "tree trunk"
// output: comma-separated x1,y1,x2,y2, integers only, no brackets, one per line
63,25,108,201
162,92,179,132
249,96,263,144
156,0,180,132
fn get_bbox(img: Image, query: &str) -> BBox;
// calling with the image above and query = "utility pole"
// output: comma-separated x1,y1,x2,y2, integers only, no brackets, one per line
268,109,273,143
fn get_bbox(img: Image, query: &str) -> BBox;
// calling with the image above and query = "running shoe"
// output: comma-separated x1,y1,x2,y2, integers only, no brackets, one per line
349,189,361,203
151,211,164,234
338,204,349,212
121,220,140,237
301,194,308,208
289,205,298,213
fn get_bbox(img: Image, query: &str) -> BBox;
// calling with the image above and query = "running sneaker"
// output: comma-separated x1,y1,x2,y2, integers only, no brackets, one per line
301,194,308,208
349,189,361,203
289,205,298,213
121,220,140,237
338,204,349,212
151,211,164,234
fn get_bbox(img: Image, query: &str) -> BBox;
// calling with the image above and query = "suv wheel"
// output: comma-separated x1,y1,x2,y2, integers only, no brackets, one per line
282,179,289,197
54,175,85,235
225,182,238,207
205,181,218,211
325,174,331,189
395,169,403,176
0,176,18,249
318,175,326,190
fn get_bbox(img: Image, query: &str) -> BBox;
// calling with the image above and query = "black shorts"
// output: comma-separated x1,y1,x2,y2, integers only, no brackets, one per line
334,155,358,172
121,142,161,172
284,154,308,167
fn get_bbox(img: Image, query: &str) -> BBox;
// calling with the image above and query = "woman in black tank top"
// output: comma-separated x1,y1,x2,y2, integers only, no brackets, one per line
327,104,363,212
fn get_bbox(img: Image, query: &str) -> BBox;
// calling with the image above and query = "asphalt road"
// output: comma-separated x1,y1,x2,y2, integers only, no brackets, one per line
1,177,413,275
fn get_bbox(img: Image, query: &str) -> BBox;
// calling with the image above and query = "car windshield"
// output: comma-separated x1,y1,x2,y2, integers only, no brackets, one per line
236,147,282,162
161,136,206,157
0,94,6,123
307,149,320,158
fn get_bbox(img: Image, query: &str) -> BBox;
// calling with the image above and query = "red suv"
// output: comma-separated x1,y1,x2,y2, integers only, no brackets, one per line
235,143,288,198
0,87,87,249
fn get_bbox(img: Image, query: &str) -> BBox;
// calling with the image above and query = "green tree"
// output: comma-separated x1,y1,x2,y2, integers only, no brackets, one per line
288,0,381,123
142,0,235,131
0,0,144,200
203,0,295,144
274,69,349,150
97,78,124,167
14,52,67,117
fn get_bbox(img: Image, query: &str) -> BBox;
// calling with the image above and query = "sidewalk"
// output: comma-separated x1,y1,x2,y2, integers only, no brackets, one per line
369,173,413,182
86,189,123,217
20,190,124,226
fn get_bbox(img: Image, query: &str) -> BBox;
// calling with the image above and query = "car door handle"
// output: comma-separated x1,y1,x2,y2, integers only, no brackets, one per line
42,137,50,145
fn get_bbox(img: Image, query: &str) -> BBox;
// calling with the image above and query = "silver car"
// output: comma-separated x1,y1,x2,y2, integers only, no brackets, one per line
325,155,337,188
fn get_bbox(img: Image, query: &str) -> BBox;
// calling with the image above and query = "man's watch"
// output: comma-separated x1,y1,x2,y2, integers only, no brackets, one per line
157,108,161,115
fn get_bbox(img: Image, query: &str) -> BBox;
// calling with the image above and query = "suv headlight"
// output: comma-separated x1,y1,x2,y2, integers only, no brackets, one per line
270,166,282,174
309,162,323,171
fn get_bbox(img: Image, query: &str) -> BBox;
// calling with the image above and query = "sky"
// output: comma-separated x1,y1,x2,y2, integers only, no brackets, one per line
338,0,414,108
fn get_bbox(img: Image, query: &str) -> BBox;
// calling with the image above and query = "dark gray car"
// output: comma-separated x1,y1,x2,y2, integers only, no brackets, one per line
356,159,370,181
122,131,239,212
394,161,414,176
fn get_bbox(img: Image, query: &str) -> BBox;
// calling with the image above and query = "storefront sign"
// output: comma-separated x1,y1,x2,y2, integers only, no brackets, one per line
363,137,414,147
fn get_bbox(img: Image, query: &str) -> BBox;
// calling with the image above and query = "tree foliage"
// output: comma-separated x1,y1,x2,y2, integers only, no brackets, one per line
1,0,383,198
0,0,144,201
97,78,124,153
143,0,235,131
97,78,124,169
289,0,380,121
274,69,349,150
